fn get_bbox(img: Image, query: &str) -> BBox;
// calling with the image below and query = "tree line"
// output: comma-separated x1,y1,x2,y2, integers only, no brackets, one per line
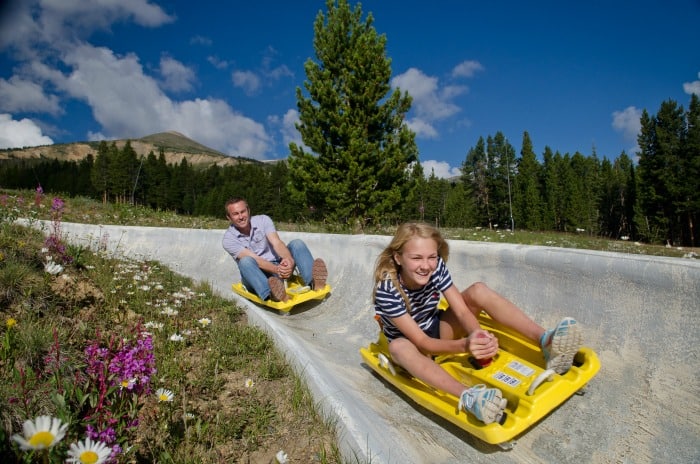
1,0,697,247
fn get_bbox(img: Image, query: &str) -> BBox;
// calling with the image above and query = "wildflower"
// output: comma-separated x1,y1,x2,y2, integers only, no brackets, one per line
66,437,111,464
156,388,174,402
143,321,164,331
120,378,136,390
245,378,255,388
169,333,184,342
160,307,179,317
44,261,64,275
198,317,211,327
6,317,16,329
275,450,288,464
183,412,196,420
11,415,68,450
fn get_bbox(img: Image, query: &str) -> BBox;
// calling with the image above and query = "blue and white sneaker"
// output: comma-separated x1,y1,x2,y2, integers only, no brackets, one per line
540,317,582,374
458,385,507,424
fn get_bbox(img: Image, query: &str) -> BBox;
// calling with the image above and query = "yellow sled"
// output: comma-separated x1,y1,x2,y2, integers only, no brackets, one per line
231,275,331,312
359,308,600,449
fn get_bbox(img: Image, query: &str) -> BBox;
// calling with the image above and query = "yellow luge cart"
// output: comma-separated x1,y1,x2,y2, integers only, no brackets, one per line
359,311,600,449
231,275,331,312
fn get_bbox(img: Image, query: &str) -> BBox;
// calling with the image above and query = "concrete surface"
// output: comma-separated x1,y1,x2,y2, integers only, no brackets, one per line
47,222,700,464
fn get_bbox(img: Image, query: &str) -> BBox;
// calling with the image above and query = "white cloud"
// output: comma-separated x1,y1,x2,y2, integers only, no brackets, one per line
48,43,270,158
391,67,466,139
159,56,195,93
683,72,700,96
232,70,261,95
0,0,175,58
190,35,212,46
405,118,438,139
280,109,302,147
207,55,229,70
421,159,461,179
451,60,484,78
0,113,53,149
0,76,61,114
612,106,642,141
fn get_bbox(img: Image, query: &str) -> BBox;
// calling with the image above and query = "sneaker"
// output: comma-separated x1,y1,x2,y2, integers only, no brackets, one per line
540,317,582,374
458,385,507,425
311,258,328,290
268,277,289,302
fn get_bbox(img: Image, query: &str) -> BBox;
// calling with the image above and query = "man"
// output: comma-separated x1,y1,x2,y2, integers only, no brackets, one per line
222,197,328,302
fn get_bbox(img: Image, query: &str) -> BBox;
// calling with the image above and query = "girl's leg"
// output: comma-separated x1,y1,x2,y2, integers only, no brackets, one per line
459,282,582,374
388,337,507,424
389,338,465,397
461,282,545,343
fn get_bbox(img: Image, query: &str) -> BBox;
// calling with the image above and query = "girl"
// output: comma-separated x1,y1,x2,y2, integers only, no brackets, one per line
372,223,582,424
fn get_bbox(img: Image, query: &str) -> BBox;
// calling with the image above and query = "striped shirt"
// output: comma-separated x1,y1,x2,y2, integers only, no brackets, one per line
374,257,453,341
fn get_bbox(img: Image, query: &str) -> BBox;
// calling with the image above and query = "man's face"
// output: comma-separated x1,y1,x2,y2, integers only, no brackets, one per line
226,201,250,230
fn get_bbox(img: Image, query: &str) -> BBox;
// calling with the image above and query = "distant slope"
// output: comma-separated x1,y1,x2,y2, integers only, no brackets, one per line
0,131,260,168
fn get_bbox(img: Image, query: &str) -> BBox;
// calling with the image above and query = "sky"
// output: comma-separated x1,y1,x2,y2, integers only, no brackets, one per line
0,1,699,179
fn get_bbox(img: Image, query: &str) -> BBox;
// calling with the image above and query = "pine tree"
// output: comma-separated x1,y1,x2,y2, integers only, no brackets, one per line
514,131,543,230
91,141,111,203
462,137,490,227
637,99,685,244
680,94,700,246
288,0,418,228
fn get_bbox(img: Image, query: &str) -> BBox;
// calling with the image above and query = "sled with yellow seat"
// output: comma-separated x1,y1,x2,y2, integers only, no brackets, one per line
231,275,331,313
359,304,600,449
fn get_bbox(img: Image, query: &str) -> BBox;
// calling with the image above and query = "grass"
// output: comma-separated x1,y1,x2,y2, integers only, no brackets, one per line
0,190,346,463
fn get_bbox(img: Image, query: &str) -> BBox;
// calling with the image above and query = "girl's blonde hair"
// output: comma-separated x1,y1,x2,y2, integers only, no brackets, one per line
372,223,450,307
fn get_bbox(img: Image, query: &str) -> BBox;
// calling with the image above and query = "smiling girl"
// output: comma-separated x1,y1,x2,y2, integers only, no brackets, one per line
372,222,582,424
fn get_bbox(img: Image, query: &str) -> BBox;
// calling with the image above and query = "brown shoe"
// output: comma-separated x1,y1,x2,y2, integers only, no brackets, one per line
311,258,328,290
268,277,288,302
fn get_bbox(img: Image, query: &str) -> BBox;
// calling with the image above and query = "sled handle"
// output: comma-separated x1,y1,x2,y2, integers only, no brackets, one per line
378,353,397,376
527,369,555,396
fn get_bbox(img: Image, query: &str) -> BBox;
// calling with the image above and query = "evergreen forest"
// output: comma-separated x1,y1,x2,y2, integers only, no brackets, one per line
1,0,698,247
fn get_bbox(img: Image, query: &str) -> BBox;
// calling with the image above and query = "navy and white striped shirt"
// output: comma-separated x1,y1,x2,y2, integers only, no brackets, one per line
374,257,453,341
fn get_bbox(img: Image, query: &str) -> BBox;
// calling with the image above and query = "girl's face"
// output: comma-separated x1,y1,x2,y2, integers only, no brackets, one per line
394,236,439,290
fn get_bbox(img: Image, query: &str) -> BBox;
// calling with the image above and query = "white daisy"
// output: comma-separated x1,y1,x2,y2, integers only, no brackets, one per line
169,333,184,342
11,415,68,450
44,261,63,275
198,317,212,327
156,388,175,402
245,378,255,388
66,437,111,464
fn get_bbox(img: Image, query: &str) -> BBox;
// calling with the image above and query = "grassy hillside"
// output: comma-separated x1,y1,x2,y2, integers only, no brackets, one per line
0,131,260,168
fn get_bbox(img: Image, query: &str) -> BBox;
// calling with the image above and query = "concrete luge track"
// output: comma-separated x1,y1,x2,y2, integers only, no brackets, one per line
49,222,700,464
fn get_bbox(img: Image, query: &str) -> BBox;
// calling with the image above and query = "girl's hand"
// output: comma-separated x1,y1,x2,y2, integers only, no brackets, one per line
468,329,498,359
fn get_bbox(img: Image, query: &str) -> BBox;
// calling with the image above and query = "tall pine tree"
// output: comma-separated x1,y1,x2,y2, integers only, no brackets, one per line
288,0,418,228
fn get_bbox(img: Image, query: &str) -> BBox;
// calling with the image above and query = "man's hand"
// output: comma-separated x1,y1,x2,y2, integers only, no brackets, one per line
277,257,295,279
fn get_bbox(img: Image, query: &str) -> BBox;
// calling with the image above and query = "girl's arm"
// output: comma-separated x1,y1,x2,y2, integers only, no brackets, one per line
443,284,499,359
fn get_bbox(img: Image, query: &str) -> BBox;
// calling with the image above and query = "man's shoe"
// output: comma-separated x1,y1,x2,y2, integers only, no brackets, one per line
311,258,328,290
268,277,289,302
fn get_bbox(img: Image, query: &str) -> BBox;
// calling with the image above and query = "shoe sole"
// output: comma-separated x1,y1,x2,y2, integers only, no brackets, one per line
312,258,327,290
268,277,288,302
548,318,582,374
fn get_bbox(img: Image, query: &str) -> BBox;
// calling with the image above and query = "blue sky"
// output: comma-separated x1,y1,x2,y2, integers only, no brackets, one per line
0,1,698,178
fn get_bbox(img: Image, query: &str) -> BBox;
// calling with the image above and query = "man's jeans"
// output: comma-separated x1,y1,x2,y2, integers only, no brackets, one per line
237,239,315,300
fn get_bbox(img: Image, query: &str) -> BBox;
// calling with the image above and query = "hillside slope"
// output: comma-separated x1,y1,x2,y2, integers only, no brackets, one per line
0,131,259,167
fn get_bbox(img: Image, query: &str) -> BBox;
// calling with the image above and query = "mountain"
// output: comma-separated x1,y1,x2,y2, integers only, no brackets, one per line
0,131,259,167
